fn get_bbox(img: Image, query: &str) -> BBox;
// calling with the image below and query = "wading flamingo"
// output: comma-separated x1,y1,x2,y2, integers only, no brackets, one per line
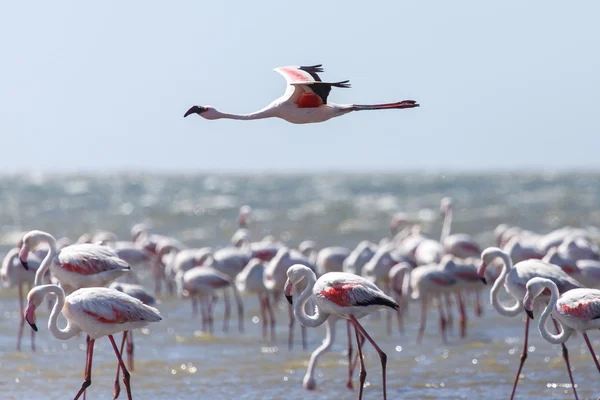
478,247,582,400
24,285,161,400
1,248,41,351
284,264,399,400
184,64,419,124
523,277,600,376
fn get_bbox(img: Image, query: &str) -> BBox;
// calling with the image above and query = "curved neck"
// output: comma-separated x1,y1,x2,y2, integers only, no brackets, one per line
304,316,337,383
538,284,573,344
42,285,81,340
294,271,329,328
34,233,58,286
490,251,522,317
440,208,452,242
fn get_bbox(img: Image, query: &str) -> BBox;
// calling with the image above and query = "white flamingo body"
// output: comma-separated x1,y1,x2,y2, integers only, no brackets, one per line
184,65,419,124
343,241,377,275
25,284,161,400
478,247,582,400
284,265,398,400
523,277,600,378
315,246,351,276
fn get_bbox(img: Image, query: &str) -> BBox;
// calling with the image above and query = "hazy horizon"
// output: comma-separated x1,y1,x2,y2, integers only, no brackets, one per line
3,1,599,173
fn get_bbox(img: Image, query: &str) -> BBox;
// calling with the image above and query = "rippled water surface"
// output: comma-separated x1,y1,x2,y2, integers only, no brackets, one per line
1,172,599,399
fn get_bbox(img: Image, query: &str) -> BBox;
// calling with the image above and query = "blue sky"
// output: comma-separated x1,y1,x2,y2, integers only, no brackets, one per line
2,1,599,173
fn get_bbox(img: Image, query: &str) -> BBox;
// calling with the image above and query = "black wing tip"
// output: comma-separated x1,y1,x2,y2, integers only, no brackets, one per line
299,64,324,73
356,296,399,310
333,80,351,89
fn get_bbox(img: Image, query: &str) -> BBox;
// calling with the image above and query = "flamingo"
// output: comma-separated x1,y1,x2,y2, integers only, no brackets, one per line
523,277,600,376
183,64,419,124
20,229,132,399
1,248,41,351
176,266,243,334
343,240,377,276
478,247,582,400
235,258,274,341
24,284,161,400
284,264,399,400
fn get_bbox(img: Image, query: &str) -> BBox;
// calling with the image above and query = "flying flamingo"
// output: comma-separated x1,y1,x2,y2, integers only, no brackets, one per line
1,248,41,351
523,277,600,376
284,264,399,400
24,284,161,400
183,64,419,124
478,247,582,400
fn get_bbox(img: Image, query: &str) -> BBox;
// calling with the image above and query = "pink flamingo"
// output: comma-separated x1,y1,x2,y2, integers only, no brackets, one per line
25,284,161,400
478,247,582,400
284,264,399,400
1,248,41,351
523,277,600,376
20,230,131,292
410,264,457,344
176,266,243,334
235,258,274,341
184,64,419,124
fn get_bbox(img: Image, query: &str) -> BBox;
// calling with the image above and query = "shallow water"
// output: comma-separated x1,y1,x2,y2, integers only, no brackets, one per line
0,172,599,399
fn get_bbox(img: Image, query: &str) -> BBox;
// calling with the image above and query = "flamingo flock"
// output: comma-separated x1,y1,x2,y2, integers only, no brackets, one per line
2,201,600,399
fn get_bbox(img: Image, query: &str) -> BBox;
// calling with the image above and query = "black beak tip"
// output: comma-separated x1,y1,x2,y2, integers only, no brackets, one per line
184,105,205,118
285,295,293,305
480,277,487,285
27,321,38,332
526,309,534,320
20,259,29,270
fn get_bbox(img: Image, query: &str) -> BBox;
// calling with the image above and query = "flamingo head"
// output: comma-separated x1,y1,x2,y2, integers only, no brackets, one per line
284,264,314,305
523,277,552,320
184,105,219,119
24,288,46,331
19,230,48,270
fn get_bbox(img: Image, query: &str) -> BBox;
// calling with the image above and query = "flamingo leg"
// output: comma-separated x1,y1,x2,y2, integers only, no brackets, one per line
259,294,267,339
457,291,467,338
222,288,231,333
350,315,388,400
395,291,405,334
207,295,214,334
17,284,24,352
108,335,132,400
349,327,366,389
73,338,95,400
265,294,276,343
583,332,600,375
417,295,428,344
233,286,244,333
509,316,530,400
346,320,354,390
191,296,198,317
353,324,366,400
113,331,128,399
437,295,448,344
550,318,578,399
82,335,91,400
127,330,134,372
475,291,483,317
444,293,453,331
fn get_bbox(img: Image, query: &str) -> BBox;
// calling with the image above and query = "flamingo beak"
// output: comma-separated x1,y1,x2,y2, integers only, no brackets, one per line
19,247,29,270
183,105,207,118
284,279,293,305
24,304,38,332
477,262,487,284
525,309,534,320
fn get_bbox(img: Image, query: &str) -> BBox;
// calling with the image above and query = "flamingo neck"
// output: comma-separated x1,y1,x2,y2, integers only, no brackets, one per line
303,316,337,389
34,232,58,286
211,108,276,121
490,251,522,317
538,282,573,344
440,208,453,243
41,285,81,340
294,270,329,328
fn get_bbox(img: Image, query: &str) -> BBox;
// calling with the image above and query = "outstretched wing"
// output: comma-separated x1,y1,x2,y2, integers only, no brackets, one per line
274,65,351,105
